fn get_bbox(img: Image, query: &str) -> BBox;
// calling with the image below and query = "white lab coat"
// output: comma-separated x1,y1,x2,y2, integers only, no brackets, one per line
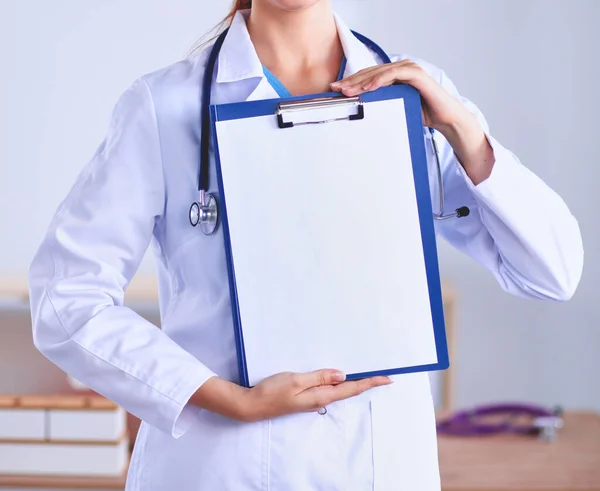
28,10,583,491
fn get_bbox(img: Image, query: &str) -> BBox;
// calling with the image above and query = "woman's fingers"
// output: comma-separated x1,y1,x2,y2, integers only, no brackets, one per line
331,67,388,93
332,60,417,88
292,369,347,392
334,377,394,400
351,67,422,95
331,61,426,96
332,65,383,88
333,60,414,87
298,376,393,411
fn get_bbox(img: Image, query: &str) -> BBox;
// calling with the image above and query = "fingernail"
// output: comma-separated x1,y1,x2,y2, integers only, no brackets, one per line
362,82,372,91
333,371,346,383
331,81,341,87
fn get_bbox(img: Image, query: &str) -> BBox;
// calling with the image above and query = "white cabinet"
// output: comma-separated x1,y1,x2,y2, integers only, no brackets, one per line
0,395,128,479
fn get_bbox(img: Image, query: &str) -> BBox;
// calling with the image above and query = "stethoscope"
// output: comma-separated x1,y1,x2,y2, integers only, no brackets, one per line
189,28,470,235
437,403,564,442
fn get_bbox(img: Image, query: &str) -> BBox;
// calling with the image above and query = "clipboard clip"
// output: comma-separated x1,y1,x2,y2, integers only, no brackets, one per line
276,96,364,129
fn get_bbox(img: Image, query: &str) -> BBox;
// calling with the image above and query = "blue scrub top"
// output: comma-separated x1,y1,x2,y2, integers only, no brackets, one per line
263,57,347,97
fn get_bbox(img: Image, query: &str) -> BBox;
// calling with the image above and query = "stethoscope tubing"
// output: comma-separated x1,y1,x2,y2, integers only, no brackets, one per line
436,403,563,437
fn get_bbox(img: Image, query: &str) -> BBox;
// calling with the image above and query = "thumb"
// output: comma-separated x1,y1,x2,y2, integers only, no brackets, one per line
295,369,346,389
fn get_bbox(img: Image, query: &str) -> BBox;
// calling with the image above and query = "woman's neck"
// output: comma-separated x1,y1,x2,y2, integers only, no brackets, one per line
246,1,343,95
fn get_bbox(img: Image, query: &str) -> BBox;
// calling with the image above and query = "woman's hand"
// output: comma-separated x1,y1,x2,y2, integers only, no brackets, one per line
332,60,464,131
331,61,496,185
191,370,392,423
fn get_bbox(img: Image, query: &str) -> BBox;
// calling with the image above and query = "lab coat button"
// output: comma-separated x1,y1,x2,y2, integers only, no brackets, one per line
318,407,327,415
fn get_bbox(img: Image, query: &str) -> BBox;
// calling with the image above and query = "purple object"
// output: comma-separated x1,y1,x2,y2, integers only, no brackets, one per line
436,403,563,438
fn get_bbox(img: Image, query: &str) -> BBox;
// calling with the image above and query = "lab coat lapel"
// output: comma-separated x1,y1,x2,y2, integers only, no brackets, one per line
215,10,279,102
215,10,262,85
334,13,382,75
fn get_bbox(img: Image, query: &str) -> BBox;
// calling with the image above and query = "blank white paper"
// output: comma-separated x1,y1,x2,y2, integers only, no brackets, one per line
216,98,438,386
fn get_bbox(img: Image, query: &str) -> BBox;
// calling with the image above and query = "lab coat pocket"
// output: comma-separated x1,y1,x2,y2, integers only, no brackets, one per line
162,236,202,315
370,374,441,491
166,233,230,309
160,235,212,331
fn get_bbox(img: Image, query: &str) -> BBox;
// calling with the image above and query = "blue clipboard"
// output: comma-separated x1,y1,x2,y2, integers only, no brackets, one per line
210,84,449,388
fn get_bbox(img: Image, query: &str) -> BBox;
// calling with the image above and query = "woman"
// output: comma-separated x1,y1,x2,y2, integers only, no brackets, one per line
29,0,583,490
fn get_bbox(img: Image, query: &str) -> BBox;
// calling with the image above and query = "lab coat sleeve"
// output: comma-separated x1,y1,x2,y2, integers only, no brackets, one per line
28,78,216,438
430,69,583,301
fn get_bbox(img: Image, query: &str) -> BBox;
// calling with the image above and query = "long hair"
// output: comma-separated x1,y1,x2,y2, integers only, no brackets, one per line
190,0,252,55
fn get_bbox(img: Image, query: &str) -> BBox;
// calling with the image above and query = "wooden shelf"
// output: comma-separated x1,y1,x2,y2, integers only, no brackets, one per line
0,473,126,490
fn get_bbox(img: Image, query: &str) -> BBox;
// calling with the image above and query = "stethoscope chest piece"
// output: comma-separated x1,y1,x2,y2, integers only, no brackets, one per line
189,191,219,235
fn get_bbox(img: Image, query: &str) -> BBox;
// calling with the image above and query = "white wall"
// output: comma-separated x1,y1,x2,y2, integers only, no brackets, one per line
1,0,598,410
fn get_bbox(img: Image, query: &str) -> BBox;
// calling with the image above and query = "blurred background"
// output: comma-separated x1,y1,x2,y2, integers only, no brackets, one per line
0,0,598,489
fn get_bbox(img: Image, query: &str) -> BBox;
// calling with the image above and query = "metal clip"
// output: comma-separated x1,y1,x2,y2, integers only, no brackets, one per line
276,96,364,129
